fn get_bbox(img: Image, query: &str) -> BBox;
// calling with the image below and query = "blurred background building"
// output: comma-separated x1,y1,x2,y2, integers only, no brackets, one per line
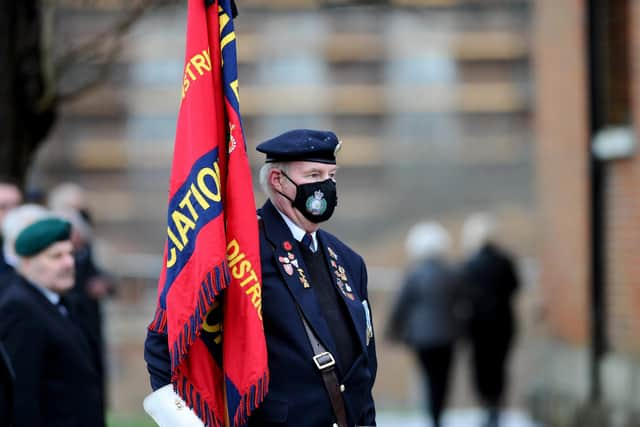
531,1,640,426
15,0,638,426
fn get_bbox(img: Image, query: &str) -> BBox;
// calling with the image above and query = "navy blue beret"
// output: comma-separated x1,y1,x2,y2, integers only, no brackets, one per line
256,129,341,164
15,218,71,257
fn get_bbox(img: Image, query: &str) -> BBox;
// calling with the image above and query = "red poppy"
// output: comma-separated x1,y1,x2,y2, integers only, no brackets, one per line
283,241,293,251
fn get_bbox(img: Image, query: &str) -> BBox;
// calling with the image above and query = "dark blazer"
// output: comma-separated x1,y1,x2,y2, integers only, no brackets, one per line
250,200,377,427
144,200,377,427
0,276,104,427
0,340,14,426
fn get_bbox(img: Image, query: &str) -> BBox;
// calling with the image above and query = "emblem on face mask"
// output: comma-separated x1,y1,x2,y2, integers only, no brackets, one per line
306,190,327,216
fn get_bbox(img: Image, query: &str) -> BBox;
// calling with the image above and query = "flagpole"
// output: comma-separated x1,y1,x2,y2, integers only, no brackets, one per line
222,291,231,427
223,380,231,427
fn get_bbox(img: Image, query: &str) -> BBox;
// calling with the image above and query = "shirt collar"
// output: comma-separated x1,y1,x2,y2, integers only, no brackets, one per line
276,208,317,252
29,281,61,306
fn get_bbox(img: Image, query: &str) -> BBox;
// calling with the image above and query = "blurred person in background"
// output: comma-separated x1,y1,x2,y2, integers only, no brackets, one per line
1,204,50,292
460,212,519,427
145,129,377,427
0,179,22,276
53,208,111,403
387,221,462,427
0,217,104,427
49,182,115,402
48,181,92,224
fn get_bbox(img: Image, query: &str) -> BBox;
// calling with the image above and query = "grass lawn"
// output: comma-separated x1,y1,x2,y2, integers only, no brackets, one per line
107,413,157,427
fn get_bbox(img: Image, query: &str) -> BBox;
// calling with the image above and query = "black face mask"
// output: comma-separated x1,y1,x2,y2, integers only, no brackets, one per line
279,171,338,223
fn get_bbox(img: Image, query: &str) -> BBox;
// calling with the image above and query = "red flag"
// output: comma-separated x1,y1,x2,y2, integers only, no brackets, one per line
148,1,268,425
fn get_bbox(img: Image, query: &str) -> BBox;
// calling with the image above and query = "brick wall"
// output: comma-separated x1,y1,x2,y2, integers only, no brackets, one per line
533,0,590,345
605,162,640,356
604,0,640,357
530,1,640,424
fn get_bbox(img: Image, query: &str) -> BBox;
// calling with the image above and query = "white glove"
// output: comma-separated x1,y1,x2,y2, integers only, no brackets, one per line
143,384,205,427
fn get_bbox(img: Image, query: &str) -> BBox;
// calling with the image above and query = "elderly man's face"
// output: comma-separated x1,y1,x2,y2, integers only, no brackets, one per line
0,183,22,224
22,240,75,294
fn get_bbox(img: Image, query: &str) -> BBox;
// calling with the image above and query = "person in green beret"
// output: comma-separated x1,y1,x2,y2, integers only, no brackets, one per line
0,217,105,427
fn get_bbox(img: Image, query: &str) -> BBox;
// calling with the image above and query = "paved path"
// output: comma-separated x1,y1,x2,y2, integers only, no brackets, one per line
377,408,541,427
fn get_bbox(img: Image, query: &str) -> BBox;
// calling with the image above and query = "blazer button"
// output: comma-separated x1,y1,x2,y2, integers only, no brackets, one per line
340,384,345,392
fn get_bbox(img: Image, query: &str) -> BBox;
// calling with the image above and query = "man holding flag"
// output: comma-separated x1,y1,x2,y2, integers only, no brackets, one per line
143,0,268,426
143,1,377,426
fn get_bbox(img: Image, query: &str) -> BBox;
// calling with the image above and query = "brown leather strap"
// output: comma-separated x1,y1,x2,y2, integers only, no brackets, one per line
298,308,349,427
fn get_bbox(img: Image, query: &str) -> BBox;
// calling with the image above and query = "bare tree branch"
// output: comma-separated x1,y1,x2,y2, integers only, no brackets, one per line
54,0,180,104
56,0,155,75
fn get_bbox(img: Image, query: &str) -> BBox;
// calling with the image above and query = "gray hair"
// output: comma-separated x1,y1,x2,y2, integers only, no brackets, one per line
47,182,86,211
461,212,497,255
2,204,52,266
258,162,289,200
53,208,93,244
405,221,451,261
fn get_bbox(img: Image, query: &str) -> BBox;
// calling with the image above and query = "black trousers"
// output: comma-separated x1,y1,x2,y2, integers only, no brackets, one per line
469,327,513,407
416,344,453,427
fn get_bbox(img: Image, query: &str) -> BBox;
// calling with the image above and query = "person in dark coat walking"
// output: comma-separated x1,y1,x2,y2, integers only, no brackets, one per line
0,217,104,427
460,213,519,427
144,129,377,427
387,222,461,427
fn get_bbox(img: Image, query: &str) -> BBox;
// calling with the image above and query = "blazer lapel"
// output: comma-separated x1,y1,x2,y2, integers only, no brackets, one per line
260,201,338,356
318,232,367,355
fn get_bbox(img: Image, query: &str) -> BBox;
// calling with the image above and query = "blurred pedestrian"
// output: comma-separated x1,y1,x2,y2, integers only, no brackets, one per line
49,183,115,406
0,179,22,275
53,209,112,399
48,181,93,224
460,213,519,427
0,217,104,427
387,221,461,427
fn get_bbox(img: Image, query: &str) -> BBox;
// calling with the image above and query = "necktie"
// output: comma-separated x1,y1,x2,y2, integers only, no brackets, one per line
301,233,314,253
57,299,69,317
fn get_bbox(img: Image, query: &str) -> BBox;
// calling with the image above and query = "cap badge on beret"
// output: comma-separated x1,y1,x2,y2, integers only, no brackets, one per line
14,217,72,257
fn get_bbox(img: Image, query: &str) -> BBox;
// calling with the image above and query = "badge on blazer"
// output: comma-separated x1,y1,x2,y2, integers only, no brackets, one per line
330,262,354,300
278,255,294,276
362,300,373,346
327,246,338,260
284,264,294,276
297,268,310,288
283,241,293,251
337,279,355,300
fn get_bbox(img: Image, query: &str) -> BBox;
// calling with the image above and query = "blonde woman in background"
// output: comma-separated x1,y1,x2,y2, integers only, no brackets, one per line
387,222,463,427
